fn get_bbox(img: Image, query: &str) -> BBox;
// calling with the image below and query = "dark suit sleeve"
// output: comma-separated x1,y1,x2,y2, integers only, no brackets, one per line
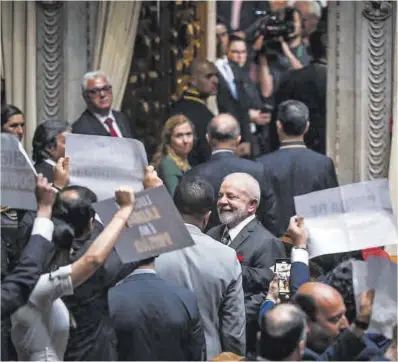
1,234,53,318
318,328,367,361
258,171,281,237
290,262,310,295
187,296,207,361
244,236,285,290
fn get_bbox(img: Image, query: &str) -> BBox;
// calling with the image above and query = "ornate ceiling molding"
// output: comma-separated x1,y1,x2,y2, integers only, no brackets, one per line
362,1,392,21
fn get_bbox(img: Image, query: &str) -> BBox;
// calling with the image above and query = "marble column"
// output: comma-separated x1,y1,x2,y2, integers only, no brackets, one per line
327,1,395,185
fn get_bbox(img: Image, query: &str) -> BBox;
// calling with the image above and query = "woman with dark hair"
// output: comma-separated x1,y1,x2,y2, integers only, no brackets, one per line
10,186,136,361
32,120,72,183
152,114,195,196
1,104,25,142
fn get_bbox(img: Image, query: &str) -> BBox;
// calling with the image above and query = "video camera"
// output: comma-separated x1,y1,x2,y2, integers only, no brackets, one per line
254,8,296,59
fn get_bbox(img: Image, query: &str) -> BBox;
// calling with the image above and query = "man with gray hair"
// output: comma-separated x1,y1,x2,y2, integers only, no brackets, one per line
207,172,286,357
72,71,135,138
184,113,279,235
258,303,308,361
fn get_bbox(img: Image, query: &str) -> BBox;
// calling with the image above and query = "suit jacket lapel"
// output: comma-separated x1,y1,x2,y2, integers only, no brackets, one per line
113,111,129,138
85,110,110,136
229,218,258,250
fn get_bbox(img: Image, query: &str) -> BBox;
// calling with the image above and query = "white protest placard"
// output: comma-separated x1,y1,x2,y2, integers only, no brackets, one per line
353,256,397,339
294,179,398,259
1,133,37,210
66,134,148,201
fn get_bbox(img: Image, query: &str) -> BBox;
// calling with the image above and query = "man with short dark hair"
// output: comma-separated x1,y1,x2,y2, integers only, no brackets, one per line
168,58,219,166
32,120,71,183
156,176,246,358
256,100,338,236
259,304,308,361
184,113,279,235
109,256,206,361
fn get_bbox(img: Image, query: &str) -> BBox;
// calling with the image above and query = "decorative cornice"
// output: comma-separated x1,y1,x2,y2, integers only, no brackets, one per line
41,1,63,119
38,1,63,10
365,3,390,179
362,1,392,21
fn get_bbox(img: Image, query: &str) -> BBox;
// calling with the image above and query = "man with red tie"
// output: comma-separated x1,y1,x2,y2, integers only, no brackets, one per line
72,71,135,138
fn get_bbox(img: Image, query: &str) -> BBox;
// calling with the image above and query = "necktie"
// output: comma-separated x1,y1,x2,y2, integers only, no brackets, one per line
223,62,238,99
104,118,119,137
221,228,231,246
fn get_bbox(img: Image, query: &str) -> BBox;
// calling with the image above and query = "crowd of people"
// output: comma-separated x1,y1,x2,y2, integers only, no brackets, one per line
1,0,397,361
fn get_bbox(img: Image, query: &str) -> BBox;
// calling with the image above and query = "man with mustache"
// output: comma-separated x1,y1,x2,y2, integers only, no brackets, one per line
207,172,285,358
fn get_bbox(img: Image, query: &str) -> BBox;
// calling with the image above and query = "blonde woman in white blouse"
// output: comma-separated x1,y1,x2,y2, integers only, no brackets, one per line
11,186,135,361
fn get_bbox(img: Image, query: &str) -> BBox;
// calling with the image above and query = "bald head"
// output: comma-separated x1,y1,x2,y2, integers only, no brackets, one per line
295,282,348,342
190,57,213,76
206,114,241,148
260,304,307,360
297,282,344,310
189,58,218,97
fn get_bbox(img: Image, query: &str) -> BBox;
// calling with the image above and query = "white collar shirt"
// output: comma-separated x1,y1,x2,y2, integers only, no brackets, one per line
93,110,123,137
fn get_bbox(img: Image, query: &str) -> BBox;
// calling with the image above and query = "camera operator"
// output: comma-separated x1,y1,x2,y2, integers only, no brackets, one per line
258,7,310,91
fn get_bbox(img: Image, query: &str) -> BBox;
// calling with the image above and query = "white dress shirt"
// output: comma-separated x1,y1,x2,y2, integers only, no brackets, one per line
225,214,256,245
215,57,238,99
93,110,123,137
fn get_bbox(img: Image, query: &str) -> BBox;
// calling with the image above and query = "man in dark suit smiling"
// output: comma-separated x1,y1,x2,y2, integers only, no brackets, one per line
72,71,135,139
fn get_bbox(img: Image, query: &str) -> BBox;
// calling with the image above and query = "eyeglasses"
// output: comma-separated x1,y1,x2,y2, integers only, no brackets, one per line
230,50,247,55
86,85,112,96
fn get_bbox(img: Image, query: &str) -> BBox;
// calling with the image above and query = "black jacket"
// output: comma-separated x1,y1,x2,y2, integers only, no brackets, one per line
256,141,338,235
185,150,280,236
34,161,55,183
207,218,285,354
72,109,135,139
168,90,215,167
109,272,206,361
272,62,327,154
216,63,251,143
1,233,54,318
63,220,137,361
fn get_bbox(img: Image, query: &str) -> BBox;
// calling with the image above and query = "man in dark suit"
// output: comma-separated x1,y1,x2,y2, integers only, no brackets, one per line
32,120,71,183
1,174,55,362
109,257,206,361
1,175,55,319
216,36,261,156
168,58,218,166
272,30,328,154
256,100,338,237
207,172,285,357
185,113,279,235
72,71,135,138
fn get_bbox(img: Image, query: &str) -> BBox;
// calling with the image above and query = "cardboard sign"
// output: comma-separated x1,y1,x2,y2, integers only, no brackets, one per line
1,133,37,210
294,179,398,258
66,134,148,201
93,186,195,263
